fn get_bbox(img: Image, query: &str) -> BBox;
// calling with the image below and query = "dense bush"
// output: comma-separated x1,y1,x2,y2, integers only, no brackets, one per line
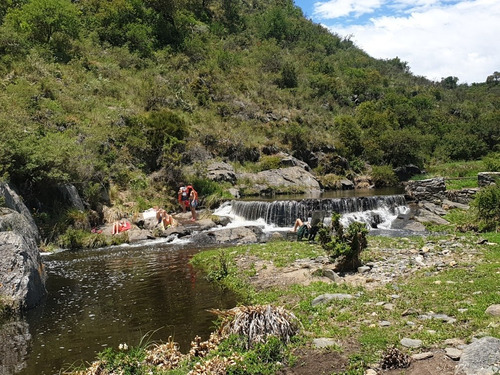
319,213,368,271
473,185,500,232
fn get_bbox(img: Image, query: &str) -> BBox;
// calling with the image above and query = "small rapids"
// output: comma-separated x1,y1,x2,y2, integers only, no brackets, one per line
214,194,410,231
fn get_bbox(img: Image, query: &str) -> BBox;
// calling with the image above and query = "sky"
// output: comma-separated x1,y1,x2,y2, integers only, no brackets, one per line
293,0,500,84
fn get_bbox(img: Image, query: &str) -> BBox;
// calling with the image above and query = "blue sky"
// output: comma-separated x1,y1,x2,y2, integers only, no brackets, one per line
293,0,500,84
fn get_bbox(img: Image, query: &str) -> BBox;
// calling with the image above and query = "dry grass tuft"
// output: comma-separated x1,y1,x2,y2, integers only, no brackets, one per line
211,304,299,349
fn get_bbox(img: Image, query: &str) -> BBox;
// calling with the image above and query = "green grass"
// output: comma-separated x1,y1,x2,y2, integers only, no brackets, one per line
190,234,500,371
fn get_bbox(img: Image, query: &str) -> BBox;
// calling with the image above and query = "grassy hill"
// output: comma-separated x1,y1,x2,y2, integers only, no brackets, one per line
0,0,499,242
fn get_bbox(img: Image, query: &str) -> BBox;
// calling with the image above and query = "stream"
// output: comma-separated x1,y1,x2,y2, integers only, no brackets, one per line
2,188,409,375
13,241,237,375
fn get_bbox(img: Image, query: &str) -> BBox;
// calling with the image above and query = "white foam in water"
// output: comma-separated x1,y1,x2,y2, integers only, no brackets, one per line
340,205,409,229
213,203,290,232
214,199,409,232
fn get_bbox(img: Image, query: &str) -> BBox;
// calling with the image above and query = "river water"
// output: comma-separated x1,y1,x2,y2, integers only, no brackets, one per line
14,241,237,375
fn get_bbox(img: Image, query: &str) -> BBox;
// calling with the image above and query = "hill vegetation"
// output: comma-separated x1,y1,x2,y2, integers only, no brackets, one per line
0,0,499,242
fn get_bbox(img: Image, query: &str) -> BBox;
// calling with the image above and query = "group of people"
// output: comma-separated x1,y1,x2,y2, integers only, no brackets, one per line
111,184,199,234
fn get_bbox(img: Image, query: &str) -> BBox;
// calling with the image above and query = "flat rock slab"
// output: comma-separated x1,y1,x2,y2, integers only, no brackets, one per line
401,338,423,348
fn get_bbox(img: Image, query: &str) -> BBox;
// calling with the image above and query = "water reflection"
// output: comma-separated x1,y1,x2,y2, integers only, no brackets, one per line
11,243,236,375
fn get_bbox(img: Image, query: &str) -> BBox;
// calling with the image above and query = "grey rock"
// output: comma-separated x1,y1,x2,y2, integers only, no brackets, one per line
442,199,469,211
312,338,338,348
278,152,311,172
311,293,353,307
237,166,321,194
379,320,391,327
0,231,47,310
191,226,264,245
478,172,500,187
485,304,500,317
0,208,39,250
0,320,31,374
57,183,85,211
445,347,462,360
322,268,342,283
404,178,446,202
400,338,423,348
0,183,39,243
413,207,450,225
422,201,447,216
206,162,237,184
358,266,371,273
456,336,500,375
412,352,434,360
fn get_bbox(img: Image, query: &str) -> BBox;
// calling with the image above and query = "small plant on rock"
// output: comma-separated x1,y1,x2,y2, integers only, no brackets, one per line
318,213,368,272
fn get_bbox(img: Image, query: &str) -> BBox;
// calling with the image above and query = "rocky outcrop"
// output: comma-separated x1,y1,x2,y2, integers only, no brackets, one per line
191,226,264,245
277,153,311,172
206,161,237,184
0,320,30,374
57,184,85,211
0,183,39,244
238,166,321,195
0,231,46,310
0,182,46,310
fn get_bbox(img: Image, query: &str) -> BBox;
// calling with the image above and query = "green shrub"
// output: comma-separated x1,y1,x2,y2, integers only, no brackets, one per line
483,153,500,172
319,213,368,271
370,165,398,187
472,185,500,231
57,228,86,249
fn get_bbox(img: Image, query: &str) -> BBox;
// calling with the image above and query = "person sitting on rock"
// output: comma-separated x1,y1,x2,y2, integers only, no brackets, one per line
292,218,310,240
112,220,131,235
156,209,177,229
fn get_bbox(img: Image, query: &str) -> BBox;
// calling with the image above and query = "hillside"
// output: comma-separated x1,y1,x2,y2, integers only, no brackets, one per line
0,0,499,242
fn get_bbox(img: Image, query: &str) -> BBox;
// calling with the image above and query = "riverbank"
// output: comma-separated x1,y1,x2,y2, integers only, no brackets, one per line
191,232,500,374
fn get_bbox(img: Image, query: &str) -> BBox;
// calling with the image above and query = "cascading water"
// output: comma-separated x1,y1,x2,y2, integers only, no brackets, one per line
215,195,409,230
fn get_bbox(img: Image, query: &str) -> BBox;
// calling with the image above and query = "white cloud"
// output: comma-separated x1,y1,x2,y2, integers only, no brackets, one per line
313,0,383,19
318,0,500,83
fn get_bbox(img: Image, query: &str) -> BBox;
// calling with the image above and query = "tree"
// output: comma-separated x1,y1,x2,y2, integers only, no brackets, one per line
5,0,80,44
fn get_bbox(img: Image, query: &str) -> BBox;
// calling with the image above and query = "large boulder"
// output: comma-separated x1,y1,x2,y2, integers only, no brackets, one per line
206,161,237,184
0,231,47,310
0,183,39,243
57,183,85,211
456,336,500,375
238,166,321,195
191,226,264,245
0,320,30,374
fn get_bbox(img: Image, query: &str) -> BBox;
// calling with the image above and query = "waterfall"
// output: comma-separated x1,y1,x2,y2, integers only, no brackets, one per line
218,195,408,229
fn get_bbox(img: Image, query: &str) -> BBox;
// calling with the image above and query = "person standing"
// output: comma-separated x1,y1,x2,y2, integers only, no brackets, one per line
178,185,189,213
187,185,198,221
